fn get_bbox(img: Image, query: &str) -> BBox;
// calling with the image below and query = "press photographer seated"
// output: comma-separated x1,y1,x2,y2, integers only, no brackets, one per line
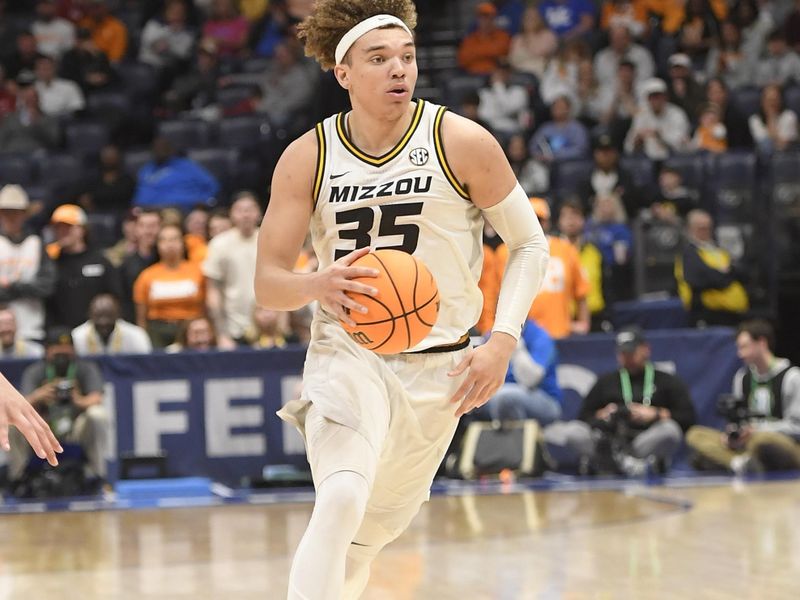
9,328,109,491
687,320,800,474
544,327,696,476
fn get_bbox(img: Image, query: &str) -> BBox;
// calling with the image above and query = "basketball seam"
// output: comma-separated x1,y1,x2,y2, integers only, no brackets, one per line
415,291,439,328
349,291,438,326
373,252,411,351
344,285,396,350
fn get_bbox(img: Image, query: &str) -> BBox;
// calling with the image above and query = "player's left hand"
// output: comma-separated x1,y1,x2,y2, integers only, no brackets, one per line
448,333,516,418
0,384,62,466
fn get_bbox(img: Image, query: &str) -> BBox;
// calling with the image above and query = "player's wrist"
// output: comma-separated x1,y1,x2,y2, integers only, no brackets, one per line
486,330,517,356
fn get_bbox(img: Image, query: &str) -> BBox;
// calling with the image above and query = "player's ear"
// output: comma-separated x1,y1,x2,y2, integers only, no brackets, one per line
333,64,351,90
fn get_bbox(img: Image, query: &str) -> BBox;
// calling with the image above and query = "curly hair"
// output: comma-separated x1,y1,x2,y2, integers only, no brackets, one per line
298,0,418,71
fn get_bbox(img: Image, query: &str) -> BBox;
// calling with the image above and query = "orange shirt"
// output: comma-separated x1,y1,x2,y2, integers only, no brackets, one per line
79,16,128,62
476,244,501,335
184,233,208,264
491,236,589,339
694,125,728,153
133,261,206,321
457,30,511,75
600,1,649,31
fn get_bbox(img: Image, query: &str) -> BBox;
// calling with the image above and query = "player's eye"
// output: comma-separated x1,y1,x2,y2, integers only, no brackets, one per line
370,56,384,64
403,53,415,62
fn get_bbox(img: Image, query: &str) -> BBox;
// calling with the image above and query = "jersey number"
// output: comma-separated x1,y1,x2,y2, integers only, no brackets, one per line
334,203,423,260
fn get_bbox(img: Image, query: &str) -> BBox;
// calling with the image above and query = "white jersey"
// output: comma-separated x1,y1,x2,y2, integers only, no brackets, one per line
310,99,484,351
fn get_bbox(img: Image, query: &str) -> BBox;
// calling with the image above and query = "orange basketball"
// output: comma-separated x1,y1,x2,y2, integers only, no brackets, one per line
340,249,439,354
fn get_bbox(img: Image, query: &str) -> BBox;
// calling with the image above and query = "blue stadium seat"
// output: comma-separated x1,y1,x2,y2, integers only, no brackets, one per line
217,115,272,149
663,153,706,191
87,91,131,113
620,156,655,189
770,152,800,271
550,158,593,198
785,86,800,117
123,150,153,177
118,62,157,99
186,148,239,183
731,86,761,119
157,120,212,151
39,153,84,187
86,212,120,249
633,217,683,297
65,122,109,157
708,152,757,224
0,155,36,185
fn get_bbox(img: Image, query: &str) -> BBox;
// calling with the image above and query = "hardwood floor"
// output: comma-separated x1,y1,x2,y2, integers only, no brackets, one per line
0,480,797,599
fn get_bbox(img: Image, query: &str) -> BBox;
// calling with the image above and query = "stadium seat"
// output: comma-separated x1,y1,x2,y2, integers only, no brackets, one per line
217,115,272,149
441,74,485,108
87,91,131,114
550,159,594,198
186,148,239,185
769,152,800,271
785,86,800,117
157,120,212,151
241,57,273,73
633,217,683,297
118,62,158,100
86,212,120,249
620,156,655,189
65,122,110,157
708,152,757,224
731,86,761,119
216,85,258,109
0,155,36,185
663,153,707,191
39,153,84,187
123,150,153,177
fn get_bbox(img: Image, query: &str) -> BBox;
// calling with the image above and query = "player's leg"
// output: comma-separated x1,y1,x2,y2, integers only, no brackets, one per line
287,404,383,600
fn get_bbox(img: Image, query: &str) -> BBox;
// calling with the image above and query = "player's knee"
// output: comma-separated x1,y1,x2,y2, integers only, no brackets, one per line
316,471,369,528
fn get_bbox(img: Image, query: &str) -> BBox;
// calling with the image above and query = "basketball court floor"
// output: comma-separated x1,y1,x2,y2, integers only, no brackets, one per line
0,476,798,599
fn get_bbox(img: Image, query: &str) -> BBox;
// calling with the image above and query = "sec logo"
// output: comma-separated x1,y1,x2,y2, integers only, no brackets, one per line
409,147,429,166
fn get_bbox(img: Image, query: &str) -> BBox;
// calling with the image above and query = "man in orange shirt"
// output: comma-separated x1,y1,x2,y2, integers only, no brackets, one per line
485,198,590,338
457,3,511,75
80,0,128,63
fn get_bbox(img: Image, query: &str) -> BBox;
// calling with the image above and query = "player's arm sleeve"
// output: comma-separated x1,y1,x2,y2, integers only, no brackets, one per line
481,183,549,340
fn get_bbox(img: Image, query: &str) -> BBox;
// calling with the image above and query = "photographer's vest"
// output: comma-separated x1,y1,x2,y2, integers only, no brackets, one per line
742,364,792,419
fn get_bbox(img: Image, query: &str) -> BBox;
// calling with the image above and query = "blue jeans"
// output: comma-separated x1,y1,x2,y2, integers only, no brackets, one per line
474,383,562,426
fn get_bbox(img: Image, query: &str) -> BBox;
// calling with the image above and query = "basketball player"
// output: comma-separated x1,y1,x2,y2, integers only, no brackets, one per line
254,1,549,597
0,372,62,466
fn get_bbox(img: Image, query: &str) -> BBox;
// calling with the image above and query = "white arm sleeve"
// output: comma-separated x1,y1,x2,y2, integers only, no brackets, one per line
481,183,550,340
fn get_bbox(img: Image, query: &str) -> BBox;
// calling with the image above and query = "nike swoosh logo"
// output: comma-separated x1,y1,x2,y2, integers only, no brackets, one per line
330,172,350,179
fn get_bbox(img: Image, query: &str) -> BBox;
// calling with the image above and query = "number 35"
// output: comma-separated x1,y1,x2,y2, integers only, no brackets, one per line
334,202,423,260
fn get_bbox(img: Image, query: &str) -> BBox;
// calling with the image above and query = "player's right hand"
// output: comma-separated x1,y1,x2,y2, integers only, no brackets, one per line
0,385,62,467
314,247,380,326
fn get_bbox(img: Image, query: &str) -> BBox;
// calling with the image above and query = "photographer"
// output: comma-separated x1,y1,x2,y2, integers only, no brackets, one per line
9,327,108,487
545,327,696,475
687,320,800,474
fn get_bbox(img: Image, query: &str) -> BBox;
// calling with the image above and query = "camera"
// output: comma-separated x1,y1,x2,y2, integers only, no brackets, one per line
717,394,763,444
54,379,74,404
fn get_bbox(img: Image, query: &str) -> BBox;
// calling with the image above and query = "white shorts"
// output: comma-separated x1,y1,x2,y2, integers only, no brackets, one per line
278,314,470,515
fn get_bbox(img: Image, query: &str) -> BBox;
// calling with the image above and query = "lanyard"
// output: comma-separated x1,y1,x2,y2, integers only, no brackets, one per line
619,363,655,407
748,361,776,418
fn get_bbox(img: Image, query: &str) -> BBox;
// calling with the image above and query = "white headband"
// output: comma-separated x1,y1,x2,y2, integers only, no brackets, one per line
334,14,413,65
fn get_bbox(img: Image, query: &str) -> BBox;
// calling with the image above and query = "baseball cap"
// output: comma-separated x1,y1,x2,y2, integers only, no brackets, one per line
642,78,668,96
668,53,692,69
51,204,87,226
16,70,35,87
594,132,615,150
0,184,30,210
615,326,646,353
530,197,551,220
476,2,497,16
45,326,73,347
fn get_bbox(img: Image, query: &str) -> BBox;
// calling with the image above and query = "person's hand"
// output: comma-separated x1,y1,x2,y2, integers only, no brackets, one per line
570,319,590,335
0,377,61,466
448,332,515,418
725,424,753,449
30,382,57,407
312,247,380,326
596,403,618,421
217,335,238,351
629,403,658,424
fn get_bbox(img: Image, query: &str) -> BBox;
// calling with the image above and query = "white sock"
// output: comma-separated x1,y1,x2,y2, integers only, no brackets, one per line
287,471,370,600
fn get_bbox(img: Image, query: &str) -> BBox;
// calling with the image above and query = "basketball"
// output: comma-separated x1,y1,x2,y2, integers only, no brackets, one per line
340,249,439,354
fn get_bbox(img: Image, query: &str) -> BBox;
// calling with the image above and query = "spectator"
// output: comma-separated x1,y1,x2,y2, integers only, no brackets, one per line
248,0,290,58
166,316,217,352
11,327,109,486
0,65,16,119
624,78,691,160
183,206,209,264
139,0,195,72
78,0,128,63
0,83,60,155
133,138,219,210
287,305,313,345
72,293,152,355
667,53,705,123
539,38,590,104
585,192,633,303
77,145,135,213
675,209,749,326
473,318,563,425
457,2,511,76
163,38,220,114
529,95,589,162
0,185,56,341
596,59,638,140
492,0,526,34
678,0,720,67
544,327,696,475
33,0,75,59
734,0,774,62
558,200,607,330
705,21,753,90
203,191,261,348
202,0,250,58
119,209,162,322
599,0,648,37
593,23,654,92
4,32,45,80
705,77,752,148
45,204,121,330
650,165,700,221
505,133,549,195
539,0,596,40
691,103,728,152
577,132,643,219
34,54,85,118
687,319,800,473
508,6,558,78
207,208,232,239
574,58,606,126
0,307,44,358
753,29,800,88
59,26,115,92
133,223,206,348
104,209,138,268
477,59,531,136
247,306,289,349
748,83,799,154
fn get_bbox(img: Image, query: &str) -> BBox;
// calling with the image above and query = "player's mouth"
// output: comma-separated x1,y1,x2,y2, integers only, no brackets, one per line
387,85,409,98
